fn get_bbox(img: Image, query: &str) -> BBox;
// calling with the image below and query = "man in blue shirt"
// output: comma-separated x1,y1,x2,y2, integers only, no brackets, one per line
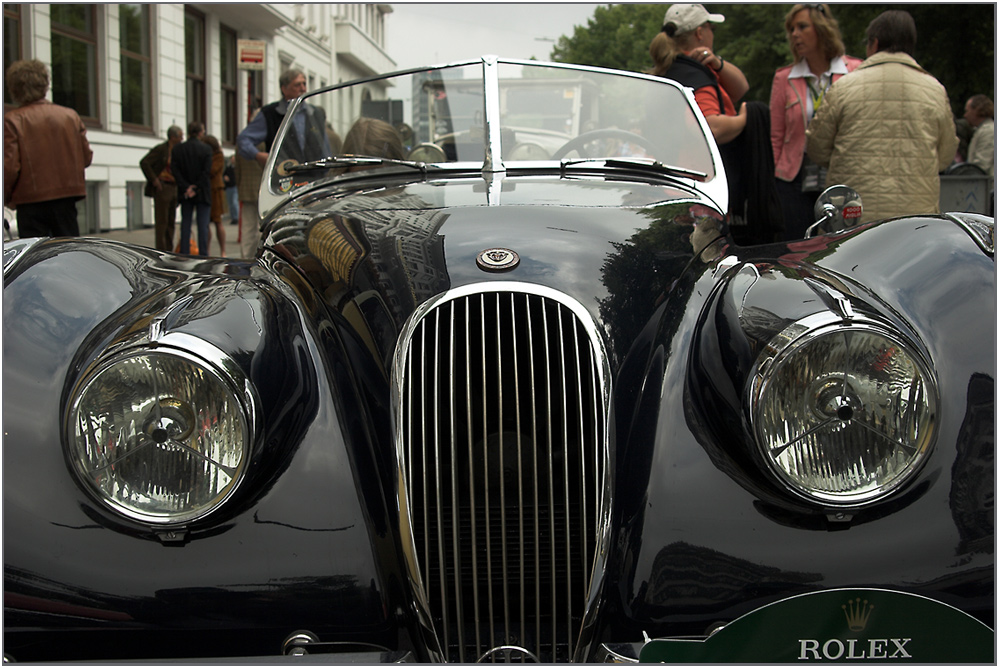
236,69,331,257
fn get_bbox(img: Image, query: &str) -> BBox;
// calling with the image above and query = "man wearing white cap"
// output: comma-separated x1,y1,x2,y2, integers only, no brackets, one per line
651,4,749,144
650,4,784,243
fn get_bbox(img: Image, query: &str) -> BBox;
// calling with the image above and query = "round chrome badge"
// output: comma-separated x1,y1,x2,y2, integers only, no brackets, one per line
476,248,520,272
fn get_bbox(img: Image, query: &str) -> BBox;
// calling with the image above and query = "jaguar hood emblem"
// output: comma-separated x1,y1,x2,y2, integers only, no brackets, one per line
476,248,520,272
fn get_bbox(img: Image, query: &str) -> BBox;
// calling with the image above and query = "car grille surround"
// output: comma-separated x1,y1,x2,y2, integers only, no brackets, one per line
393,284,610,663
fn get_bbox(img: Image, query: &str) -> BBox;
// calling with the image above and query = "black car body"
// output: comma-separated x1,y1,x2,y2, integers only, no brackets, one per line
3,57,994,663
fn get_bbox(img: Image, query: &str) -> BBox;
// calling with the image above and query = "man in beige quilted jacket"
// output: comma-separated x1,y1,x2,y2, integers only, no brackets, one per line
805,10,957,223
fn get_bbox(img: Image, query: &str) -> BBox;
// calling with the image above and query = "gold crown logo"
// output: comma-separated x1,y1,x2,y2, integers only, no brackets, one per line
842,598,874,632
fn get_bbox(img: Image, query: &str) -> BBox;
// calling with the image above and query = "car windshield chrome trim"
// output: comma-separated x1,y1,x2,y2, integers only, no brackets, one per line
260,56,729,220
482,55,504,174
482,170,503,206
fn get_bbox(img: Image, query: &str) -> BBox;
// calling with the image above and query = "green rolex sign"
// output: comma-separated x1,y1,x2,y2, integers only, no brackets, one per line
640,588,994,663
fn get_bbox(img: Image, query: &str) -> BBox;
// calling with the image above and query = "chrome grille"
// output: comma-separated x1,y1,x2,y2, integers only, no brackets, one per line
396,287,606,663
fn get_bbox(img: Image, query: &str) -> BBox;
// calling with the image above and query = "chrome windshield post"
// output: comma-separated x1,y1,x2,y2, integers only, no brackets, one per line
481,55,505,175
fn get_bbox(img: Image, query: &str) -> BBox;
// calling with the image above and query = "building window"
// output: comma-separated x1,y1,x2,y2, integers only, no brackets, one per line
247,70,263,121
220,24,237,145
3,5,22,109
120,4,152,131
51,4,99,123
184,6,206,125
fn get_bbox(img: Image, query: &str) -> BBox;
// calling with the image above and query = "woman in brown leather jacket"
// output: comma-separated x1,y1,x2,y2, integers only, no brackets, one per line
204,134,227,257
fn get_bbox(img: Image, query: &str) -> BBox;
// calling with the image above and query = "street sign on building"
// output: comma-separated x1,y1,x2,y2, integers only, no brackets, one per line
238,40,266,70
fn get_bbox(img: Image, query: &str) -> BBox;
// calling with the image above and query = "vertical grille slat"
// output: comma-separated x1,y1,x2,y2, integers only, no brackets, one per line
526,295,542,659
448,308,467,663
558,308,573,659
480,293,496,652
432,310,450,658
496,294,512,653
510,295,527,638
399,289,605,663
574,318,590,613
542,300,556,661
465,304,483,660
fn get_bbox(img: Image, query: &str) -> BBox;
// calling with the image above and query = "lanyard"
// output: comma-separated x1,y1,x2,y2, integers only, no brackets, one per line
806,75,831,112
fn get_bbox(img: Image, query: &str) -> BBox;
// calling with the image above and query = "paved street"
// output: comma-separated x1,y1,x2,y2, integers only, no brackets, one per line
5,216,243,258
97,215,244,256
95,224,157,248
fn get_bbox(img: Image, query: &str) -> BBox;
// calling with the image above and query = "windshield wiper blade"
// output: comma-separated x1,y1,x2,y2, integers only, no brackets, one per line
560,157,707,182
285,155,439,174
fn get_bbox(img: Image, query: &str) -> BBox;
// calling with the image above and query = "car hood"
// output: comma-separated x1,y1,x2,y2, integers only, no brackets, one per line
262,175,726,369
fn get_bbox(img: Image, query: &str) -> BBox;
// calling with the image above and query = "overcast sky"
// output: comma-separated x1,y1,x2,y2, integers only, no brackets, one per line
384,3,604,71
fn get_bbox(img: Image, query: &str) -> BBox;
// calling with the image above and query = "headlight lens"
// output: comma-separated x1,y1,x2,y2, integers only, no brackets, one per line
751,314,936,505
68,343,251,524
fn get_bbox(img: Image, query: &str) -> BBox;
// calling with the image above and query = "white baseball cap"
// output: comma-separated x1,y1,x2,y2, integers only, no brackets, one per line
662,4,726,35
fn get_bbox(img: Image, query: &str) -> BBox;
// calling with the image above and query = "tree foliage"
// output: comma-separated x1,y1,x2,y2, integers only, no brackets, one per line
552,4,666,74
551,4,995,116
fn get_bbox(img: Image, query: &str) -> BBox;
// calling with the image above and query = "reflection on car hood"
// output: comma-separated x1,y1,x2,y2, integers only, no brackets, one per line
264,176,725,371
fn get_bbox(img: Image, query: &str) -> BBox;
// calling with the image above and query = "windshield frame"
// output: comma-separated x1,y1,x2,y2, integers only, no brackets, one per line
259,56,727,219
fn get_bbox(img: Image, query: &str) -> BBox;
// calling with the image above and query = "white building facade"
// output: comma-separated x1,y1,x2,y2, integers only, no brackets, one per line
3,3,395,233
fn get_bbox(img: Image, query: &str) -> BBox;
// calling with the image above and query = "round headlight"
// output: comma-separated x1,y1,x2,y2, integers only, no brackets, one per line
750,313,936,506
68,341,252,524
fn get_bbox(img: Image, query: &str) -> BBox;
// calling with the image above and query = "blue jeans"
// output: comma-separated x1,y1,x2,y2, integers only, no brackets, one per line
225,186,239,223
179,199,210,255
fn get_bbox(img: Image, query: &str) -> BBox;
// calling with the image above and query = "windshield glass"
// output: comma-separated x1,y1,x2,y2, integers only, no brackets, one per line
495,62,713,174
265,59,716,198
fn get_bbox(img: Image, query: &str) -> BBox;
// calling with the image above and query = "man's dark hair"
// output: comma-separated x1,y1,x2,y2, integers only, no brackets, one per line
187,121,204,137
969,94,995,119
866,10,917,57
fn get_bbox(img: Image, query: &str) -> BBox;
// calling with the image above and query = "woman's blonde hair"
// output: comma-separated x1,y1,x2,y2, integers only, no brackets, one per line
342,117,404,161
648,24,702,76
784,4,846,64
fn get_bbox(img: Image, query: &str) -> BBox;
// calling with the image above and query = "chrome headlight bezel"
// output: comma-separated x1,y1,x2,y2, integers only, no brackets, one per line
66,333,258,526
3,237,45,277
748,311,938,508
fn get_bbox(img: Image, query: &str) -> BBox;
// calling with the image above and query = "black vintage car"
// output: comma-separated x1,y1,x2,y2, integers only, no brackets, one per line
3,57,994,663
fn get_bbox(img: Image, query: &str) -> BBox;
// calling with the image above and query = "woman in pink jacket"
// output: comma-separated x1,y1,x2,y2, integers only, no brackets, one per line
770,3,861,240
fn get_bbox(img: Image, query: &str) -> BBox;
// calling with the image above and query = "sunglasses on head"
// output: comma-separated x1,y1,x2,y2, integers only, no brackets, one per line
802,3,826,14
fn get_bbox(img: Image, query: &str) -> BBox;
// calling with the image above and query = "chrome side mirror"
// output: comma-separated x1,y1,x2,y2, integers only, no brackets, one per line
805,185,863,238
